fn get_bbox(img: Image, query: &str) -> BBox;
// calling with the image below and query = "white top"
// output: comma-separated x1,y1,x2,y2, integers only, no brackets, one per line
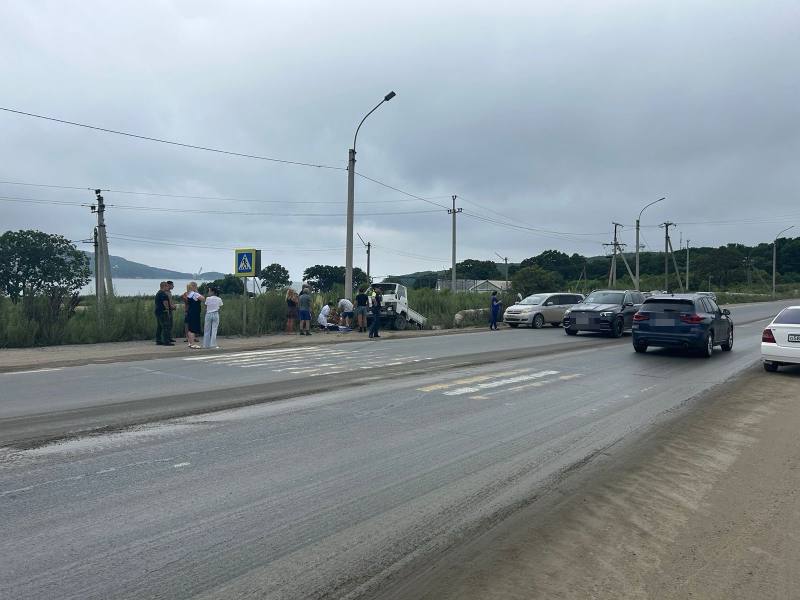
318,304,330,326
205,296,223,313
187,290,202,300
338,299,353,312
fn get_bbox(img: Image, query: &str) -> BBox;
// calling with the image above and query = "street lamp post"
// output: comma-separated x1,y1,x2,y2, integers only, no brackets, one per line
345,91,396,300
635,197,665,290
773,225,794,299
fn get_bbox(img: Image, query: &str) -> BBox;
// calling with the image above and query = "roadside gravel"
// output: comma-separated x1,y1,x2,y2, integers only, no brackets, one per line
384,364,800,600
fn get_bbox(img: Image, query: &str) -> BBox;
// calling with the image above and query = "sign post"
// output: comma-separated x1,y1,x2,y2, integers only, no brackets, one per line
234,249,261,335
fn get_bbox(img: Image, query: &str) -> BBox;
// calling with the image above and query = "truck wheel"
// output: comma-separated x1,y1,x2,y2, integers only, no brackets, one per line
533,314,545,329
393,314,407,330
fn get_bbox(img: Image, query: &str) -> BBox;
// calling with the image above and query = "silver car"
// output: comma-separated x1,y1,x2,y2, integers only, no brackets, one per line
503,292,585,329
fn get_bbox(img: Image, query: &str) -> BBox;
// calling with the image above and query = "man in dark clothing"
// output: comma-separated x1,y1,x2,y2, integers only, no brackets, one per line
369,286,383,339
489,290,502,331
154,282,174,346
355,287,369,332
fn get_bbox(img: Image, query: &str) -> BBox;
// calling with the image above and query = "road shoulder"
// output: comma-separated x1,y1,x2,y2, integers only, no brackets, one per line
383,364,800,599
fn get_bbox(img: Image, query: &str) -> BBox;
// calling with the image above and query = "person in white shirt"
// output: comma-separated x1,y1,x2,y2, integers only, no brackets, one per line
203,286,224,348
317,302,333,330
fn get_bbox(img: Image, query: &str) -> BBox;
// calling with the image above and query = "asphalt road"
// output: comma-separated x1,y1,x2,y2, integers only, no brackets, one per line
0,299,794,599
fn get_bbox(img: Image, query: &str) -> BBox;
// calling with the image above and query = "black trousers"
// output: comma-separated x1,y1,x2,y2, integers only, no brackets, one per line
369,312,381,337
155,312,171,344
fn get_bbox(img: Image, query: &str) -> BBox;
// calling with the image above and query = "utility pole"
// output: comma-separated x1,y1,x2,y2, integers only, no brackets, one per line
448,195,462,292
91,189,113,304
773,225,794,299
660,221,685,292
495,252,509,291
685,239,690,291
358,233,372,282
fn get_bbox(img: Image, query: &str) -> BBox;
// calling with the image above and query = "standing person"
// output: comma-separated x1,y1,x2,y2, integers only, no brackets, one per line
369,286,383,339
285,288,299,334
298,286,312,336
166,280,177,342
489,290,502,331
184,282,205,348
154,282,174,346
355,287,369,333
337,297,354,329
203,286,223,348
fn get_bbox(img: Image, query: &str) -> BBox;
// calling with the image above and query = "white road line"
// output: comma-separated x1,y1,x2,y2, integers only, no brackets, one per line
2,367,64,375
442,370,560,396
173,462,191,468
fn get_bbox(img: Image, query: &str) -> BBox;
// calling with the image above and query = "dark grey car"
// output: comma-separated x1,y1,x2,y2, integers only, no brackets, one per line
562,289,645,337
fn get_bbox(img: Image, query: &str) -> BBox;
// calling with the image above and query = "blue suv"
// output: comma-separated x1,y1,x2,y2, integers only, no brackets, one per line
631,293,734,358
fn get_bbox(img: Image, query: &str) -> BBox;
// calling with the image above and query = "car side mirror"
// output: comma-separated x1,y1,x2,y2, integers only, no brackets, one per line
544,301,553,306
624,302,634,307
722,308,731,316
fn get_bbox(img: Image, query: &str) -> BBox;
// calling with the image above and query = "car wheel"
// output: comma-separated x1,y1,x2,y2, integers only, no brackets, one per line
720,328,734,351
633,341,648,353
611,317,624,338
764,362,779,372
565,328,578,336
533,314,545,329
508,323,519,328
701,332,714,358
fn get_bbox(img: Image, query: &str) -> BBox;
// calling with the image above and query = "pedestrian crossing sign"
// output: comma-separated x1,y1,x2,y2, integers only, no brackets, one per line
234,248,260,277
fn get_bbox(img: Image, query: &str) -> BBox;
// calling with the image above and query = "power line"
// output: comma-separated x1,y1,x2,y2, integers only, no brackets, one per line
0,194,444,217
107,233,344,252
460,211,606,244
0,179,430,205
0,106,345,170
354,172,451,209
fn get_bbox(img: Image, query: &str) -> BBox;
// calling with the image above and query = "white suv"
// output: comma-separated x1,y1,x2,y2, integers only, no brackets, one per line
503,292,584,329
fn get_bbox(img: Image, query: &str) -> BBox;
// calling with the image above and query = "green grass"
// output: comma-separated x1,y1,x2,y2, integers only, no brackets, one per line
2,284,797,348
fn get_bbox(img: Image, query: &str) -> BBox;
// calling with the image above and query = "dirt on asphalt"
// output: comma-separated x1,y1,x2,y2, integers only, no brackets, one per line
384,364,800,600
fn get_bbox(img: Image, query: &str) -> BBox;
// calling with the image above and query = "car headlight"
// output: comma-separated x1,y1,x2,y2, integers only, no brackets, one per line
599,311,614,318
564,309,571,316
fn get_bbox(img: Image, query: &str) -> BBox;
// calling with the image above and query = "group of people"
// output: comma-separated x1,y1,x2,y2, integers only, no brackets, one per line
285,285,384,338
154,281,223,349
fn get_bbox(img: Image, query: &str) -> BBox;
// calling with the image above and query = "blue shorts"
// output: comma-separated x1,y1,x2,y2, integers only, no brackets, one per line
342,311,354,319
299,309,311,321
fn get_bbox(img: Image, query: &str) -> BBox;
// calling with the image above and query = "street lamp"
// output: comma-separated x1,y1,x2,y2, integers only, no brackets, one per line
345,91,396,300
773,225,794,299
635,196,665,290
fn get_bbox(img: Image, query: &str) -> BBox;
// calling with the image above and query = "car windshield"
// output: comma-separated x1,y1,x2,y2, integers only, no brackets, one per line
378,285,397,295
584,292,624,304
520,295,546,305
774,307,800,324
642,299,695,312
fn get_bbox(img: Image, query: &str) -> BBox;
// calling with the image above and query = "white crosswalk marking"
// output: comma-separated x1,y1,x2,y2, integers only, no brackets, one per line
183,346,432,374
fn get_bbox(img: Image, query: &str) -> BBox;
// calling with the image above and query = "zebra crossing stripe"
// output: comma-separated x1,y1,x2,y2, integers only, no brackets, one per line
442,370,560,396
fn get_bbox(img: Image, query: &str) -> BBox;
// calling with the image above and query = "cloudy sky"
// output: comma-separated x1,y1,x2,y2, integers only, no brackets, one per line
2,0,799,281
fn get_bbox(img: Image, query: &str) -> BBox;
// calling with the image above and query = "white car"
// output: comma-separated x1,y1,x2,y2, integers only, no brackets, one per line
503,292,584,329
761,306,800,372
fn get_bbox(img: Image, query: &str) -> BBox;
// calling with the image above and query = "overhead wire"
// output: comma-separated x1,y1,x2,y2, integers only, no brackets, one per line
0,106,344,170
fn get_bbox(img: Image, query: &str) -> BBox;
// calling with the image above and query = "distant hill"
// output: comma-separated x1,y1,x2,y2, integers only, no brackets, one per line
84,252,226,280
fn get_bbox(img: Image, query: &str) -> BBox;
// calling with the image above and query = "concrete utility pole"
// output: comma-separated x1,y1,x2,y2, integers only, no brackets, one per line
495,252,509,291
635,197,665,291
773,225,794,299
661,221,675,291
358,233,372,283
448,195,462,292
663,224,685,292
91,189,113,304
345,91,396,301
685,239,690,291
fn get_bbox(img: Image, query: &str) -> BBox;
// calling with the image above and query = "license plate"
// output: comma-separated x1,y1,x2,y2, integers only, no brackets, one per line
577,315,589,325
788,334,800,343
654,319,674,327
